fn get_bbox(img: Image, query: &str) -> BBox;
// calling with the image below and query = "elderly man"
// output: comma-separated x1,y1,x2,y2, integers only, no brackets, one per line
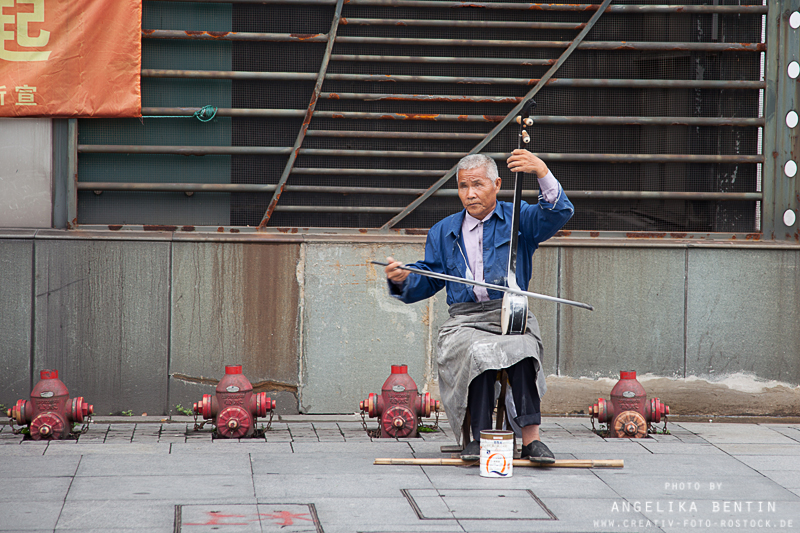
384,149,573,462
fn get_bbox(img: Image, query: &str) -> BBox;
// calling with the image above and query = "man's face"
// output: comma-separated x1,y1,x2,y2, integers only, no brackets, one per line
457,165,501,220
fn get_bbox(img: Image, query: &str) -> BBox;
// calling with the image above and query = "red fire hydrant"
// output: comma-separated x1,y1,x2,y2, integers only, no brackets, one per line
359,364,439,438
192,365,275,438
6,370,93,440
589,370,669,438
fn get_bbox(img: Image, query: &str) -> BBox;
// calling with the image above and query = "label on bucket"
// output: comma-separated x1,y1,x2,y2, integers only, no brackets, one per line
479,430,514,478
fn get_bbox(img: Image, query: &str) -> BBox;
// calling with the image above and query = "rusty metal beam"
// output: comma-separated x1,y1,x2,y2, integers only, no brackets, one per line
333,36,765,52
159,0,767,15
142,106,762,127
381,0,599,229
330,55,555,66
319,92,525,103
76,181,762,201
291,168,447,175
304,131,486,140
77,145,764,164
339,18,585,30
142,29,328,42
141,71,765,90
260,0,345,228
142,30,765,53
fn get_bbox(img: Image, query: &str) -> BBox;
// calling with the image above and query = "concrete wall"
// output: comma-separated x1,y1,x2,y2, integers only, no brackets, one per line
1,233,798,416
0,119,52,228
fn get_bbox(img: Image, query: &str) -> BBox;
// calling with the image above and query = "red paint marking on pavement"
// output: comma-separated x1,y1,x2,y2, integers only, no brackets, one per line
260,511,314,526
184,511,249,526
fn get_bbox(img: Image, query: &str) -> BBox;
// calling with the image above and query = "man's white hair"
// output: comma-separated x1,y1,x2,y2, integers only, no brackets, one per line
456,154,499,181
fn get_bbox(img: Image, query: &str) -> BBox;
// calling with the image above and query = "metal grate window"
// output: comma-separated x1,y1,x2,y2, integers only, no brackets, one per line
76,0,767,234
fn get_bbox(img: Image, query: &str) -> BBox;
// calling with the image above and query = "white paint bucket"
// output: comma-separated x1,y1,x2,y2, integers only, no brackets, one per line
479,429,514,478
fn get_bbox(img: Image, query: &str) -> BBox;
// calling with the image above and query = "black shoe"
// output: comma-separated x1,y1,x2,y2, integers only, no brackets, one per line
521,440,555,464
460,440,480,461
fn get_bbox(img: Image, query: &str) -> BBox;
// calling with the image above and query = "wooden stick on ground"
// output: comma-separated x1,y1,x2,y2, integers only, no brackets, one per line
374,458,624,468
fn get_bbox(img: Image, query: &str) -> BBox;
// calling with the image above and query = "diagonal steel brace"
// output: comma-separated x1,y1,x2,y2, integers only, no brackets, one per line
381,0,614,230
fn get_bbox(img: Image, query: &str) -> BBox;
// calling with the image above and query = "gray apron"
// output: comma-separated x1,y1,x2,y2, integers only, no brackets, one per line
436,299,546,444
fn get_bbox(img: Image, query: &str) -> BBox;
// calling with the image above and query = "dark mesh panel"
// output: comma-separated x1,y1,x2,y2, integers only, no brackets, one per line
78,0,765,232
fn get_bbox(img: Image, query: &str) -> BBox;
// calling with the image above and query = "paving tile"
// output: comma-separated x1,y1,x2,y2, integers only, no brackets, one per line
0,455,80,478
0,501,63,531
56,500,175,530
76,453,252,477
732,455,800,471
170,442,292,454
594,472,799,502
253,472,434,499
179,504,261,532
55,530,173,533
457,496,648,532
639,442,728,455
290,441,414,455
0,444,46,455
715,443,800,455
66,474,256,502
407,488,553,519
677,422,799,444
0,477,73,502
759,470,800,490
298,497,457,533
43,443,171,455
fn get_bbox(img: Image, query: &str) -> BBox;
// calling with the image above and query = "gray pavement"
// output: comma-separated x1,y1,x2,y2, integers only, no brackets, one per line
1,416,800,532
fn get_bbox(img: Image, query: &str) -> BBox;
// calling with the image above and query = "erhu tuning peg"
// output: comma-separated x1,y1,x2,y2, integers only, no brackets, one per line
524,117,534,126
521,131,530,143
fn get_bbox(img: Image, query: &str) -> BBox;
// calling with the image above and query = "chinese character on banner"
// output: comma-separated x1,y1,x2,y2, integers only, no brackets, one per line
15,84,35,105
0,0,51,62
0,0,141,117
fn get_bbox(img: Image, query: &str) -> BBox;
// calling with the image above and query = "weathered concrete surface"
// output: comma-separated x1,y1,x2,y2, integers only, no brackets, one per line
301,243,446,413
527,246,559,376
170,242,301,414
542,374,800,418
686,249,800,383
33,239,170,415
0,238,34,404
0,118,52,228
559,247,686,378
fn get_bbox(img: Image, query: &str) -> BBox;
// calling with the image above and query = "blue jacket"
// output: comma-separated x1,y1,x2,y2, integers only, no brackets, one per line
390,187,573,306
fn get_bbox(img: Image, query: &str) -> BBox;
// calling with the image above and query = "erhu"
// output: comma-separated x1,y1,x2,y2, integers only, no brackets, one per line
373,100,594,322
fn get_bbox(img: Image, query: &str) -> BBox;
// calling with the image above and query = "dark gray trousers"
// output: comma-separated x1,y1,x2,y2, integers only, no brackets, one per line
467,357,541,442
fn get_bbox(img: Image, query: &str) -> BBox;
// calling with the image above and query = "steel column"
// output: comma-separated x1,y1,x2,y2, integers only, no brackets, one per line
762,0,800,241
66,119,78,229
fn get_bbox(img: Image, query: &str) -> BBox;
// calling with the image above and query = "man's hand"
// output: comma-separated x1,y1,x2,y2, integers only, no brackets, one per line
507,149,549,178
385,256,410,284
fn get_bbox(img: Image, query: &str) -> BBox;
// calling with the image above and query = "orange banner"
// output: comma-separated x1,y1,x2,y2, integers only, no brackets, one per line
0,0,141,117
